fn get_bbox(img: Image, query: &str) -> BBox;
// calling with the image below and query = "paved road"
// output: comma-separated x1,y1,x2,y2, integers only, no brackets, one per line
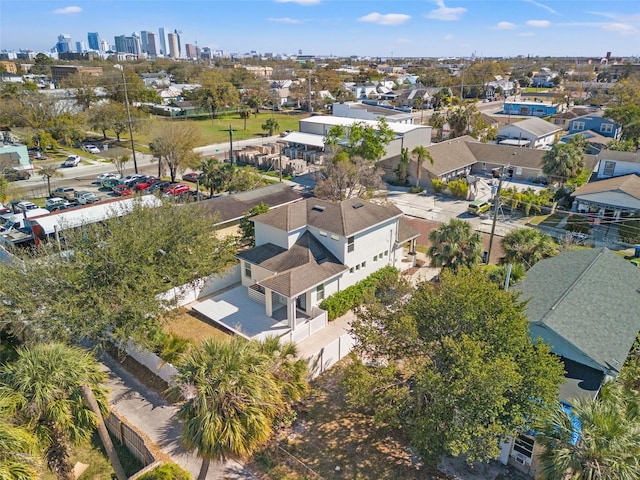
101,352,257,479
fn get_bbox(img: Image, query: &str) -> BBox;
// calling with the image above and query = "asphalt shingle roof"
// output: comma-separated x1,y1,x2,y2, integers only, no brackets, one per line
506,117,562,136
516,248,640,376
422,135,479,176
572,173,640,200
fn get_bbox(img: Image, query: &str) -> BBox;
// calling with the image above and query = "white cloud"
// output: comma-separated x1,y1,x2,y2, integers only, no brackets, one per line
268,17,302,24
526,19,551,27
275,0,320,5
53,6,81,14
358,12,411,26
602,23,637,34
524,0,558,15
427,0,467,21
495,21,516,30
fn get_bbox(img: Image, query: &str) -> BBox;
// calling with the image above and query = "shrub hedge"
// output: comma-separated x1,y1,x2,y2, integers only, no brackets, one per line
138,463,192,480
319,266,399,321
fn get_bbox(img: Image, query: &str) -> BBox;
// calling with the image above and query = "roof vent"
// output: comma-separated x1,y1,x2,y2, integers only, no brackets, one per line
312,205,325,212
353,203,364,209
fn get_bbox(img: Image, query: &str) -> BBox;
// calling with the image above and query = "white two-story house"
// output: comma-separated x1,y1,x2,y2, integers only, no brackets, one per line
236,198,419,340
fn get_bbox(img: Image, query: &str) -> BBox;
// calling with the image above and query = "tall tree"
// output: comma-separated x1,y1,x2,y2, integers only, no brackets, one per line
60,73,99,111
37,164,62,197
149,122,201,182
87,102,131,140
0,344,109,480
411,145,433,187
536,385,640,480
0,409,39,480
261,118,279,137
428,218,482,272
239,202,269,246
171,337,307,480
500,227,558,268
346,268,564,465
542,143,585,185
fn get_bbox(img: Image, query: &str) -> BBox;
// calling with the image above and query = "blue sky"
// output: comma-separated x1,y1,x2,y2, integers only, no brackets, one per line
1,0,639,57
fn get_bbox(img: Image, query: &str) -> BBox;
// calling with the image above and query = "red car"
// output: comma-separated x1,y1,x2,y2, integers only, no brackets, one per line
182,172,204,183
134,177,160,191
112,184,133,196
164,183,190,196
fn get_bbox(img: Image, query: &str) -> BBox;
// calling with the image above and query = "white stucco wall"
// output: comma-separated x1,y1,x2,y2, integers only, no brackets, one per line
596,160,640,179
254,222,289,248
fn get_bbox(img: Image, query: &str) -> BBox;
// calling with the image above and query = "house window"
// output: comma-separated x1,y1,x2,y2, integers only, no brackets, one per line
244,263,252,278
356,264,360,271
349,267,354,273
573,121,585,131
362,261,366,268
481,162,487,171
316,284,325,300
331,233,339,241
385,250,389,256
347,236,355,252
373,255,378,261
600,123,613,134
319,230,327,237
603,161,615,176
512,435,534,466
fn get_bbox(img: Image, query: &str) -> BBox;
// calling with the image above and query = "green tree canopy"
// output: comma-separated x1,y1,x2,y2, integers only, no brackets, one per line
542,143,585,184
428,218,482,272
500,227,558,268
346,268,564,465
411,145,433,187
149,122,201,182
171,337,307,480
239,202,269,246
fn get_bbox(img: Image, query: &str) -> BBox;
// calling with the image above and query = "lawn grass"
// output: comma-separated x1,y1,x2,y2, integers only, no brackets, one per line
539,212,565,228
162,307,230,346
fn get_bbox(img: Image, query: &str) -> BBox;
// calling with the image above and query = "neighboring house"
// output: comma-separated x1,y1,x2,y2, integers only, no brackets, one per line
503,101,558,118
331,101,414,124
497,117,562,149
500,248,640,476
484,78,515,99
395,86,437,109
568,113,621,139
572,173,640,220
530,69,558,88
593,150,640,180
347,82,380,100
550,106,595,129
168,101,209,118
559,131,613,154
229,198,418,342
0,143,31,171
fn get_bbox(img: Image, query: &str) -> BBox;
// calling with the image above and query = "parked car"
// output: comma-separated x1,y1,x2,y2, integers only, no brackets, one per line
45,197,72,211
119,174,144,184
101,178,120,189
52,187,76,200
74,191,99,205
62,155,81,167
134,177,160,192
84,144,101,154
164,183,190,196
112,184,133,196
2,168,31,181
145,181,171,194
467,200,492,215
14,201,39,213
182,172,204,183
96,172,121,181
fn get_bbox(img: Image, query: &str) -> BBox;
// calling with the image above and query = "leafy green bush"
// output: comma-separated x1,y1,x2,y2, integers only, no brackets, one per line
319,266,399,320
448,179,468,198
431,178,446,193
150,330,190,364
409,185,424,194
137,463,192,480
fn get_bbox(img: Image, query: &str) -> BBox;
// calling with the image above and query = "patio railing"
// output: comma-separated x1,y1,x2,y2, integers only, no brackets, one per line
248,283,265,303
289,307,327,344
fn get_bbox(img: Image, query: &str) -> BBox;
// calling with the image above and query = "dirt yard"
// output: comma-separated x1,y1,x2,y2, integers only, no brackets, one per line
162,307,231,345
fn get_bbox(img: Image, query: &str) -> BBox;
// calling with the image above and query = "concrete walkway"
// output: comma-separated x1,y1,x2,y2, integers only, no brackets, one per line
101,352,257,479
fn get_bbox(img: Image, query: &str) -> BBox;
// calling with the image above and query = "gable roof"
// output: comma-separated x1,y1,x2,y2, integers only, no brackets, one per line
237,232,348,297
199,183,304,226
252,197,403,237
505,117,562,137
516,248,640,376
423,135,479,176
573,173,640,201
596,150,640,164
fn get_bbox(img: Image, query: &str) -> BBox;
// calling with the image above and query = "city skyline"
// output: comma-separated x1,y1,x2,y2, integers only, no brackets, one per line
1,0,639,58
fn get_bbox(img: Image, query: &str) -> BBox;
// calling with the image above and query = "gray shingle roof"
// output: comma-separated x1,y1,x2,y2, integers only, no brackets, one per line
507,117,562,136
516,248,640,376
572,173,640,200
238,232,348,297
597,150,640,164
252,198,403,237
423,135,479,176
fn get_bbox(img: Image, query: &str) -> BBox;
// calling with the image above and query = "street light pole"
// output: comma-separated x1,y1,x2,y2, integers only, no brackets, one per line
117,66,138,174
486,164,505,264
228,125,233,164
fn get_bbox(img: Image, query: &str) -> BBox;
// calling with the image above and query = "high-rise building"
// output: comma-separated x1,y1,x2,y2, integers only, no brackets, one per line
158,27,169,56
185,43,197,59
146,32,158,57
167,33,179,59
140,31,149,53
114,35,127,53
126,33,142,56
99,39,110,52
87,32,100,51
56,34,72,54
174,29,182,58
75,41,86,53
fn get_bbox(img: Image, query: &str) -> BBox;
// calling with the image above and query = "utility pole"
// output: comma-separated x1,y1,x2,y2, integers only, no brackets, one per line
307,69,313,113
486,165,505,264
116,65,138,174
228,125,234,164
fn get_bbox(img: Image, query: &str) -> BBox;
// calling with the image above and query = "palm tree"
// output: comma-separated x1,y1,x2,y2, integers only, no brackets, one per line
542,143,585,185
37,165,62,197
500,228,558,268
171,337,307,480
536,389,640,480
0,405,40,480
428,218,482,272
0,343,110,480
411,145,434,187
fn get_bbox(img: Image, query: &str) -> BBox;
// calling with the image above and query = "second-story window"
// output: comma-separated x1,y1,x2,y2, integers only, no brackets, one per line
347,236,354,252
244,263,252,278
316,283,325,300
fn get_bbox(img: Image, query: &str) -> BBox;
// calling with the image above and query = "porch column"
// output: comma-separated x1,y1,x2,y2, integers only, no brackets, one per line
265,288,273,317
288,298,297,330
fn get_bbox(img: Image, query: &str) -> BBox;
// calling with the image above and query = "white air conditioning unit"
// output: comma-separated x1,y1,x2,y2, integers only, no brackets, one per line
513,452,532,466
